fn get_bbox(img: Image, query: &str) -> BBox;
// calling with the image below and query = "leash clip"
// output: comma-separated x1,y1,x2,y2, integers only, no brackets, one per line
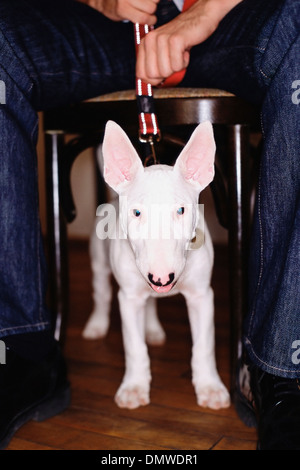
139,133,160,166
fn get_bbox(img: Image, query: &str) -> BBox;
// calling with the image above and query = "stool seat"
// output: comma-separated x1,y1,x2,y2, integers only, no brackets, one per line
44,87,258,134
86,87,235,102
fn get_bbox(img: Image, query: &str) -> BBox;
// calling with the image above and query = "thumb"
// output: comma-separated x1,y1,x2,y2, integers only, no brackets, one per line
183,49,190,68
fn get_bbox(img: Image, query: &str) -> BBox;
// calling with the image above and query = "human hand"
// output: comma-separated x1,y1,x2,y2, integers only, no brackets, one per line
87,0,159,24
136,0,242,86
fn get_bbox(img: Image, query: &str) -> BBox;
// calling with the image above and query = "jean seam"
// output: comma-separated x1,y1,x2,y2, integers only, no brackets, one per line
259,35,299,83
31,114,44,323
259,68,272,81
0,322,49,336
258,7,300,86
257,0,286,83
247,111,265,335
37,190,43,323
245,337,300,375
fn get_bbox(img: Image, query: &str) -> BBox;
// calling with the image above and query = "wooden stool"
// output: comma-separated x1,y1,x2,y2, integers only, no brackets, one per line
43,87,260,392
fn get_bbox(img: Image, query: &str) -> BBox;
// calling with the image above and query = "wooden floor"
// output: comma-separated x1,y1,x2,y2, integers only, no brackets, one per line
7,241,257,451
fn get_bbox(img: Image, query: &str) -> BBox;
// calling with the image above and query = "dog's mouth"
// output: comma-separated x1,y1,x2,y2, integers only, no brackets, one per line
148,283,176,293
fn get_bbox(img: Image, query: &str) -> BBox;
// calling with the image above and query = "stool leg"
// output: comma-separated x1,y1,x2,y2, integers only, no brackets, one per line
227,124,251,394
45,131,68,343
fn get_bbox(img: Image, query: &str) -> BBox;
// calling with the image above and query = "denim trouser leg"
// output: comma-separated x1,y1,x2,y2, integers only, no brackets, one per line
0,68,47,337
182,0,300,377
0,0,136,338
0,16,48,337
244,28,300,377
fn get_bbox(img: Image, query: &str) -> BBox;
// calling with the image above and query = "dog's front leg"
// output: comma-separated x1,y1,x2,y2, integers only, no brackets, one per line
115,289,151,409
186,287,230,409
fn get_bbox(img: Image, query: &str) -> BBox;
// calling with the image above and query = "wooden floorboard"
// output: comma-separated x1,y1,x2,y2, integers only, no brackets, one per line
6,241,257,451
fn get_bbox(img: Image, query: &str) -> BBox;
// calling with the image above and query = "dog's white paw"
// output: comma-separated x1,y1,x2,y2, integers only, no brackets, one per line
115,384,150,409
146,326,166,346
82,311,109,340
195,383,230,410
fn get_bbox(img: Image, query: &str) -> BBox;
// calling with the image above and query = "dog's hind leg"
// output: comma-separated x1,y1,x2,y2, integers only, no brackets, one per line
82,229,112,339
145,297,166,346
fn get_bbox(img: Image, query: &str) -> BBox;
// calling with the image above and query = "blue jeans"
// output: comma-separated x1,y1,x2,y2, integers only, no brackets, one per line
0,0,299,377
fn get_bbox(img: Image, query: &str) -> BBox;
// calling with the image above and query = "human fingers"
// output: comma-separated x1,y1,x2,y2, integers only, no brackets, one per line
137,28,190,85
155,31,190,79
117,0,159,24
89,0,159,24
136,32,164,86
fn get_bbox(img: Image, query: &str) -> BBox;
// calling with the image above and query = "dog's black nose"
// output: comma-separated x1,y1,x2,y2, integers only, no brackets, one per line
148,272,175,287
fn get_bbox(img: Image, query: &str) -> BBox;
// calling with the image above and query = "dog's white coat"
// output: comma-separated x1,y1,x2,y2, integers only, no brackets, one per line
83,121,230,410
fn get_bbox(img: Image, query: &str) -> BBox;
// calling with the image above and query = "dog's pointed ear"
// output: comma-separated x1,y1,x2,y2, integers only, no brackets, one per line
174,121,215,191
102,121,143,193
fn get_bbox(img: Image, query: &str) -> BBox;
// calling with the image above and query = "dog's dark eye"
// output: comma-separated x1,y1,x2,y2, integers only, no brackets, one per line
177,207,185,215
133,209,141,217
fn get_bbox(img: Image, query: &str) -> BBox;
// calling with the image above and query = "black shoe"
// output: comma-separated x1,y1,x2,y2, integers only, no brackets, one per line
235,359,300,450
0,341,71,449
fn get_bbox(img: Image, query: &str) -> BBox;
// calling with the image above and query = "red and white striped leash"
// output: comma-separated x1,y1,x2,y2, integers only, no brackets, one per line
134,22,160,147
134,0,197,164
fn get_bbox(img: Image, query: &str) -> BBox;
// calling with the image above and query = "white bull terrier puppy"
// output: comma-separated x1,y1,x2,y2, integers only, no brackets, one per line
83,120,230,410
